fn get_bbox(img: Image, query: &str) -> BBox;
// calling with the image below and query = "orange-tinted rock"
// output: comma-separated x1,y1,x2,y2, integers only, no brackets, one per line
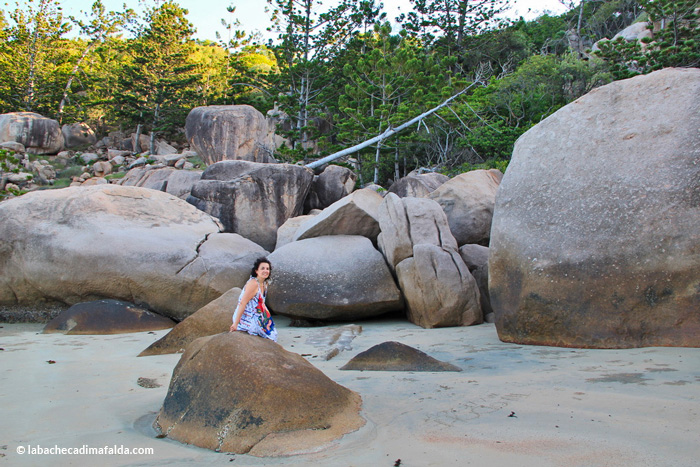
139,288,241,356
155,332,364,455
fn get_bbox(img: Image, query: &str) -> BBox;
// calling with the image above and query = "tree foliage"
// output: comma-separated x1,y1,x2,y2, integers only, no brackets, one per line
113,1,200,144
0,0,72,115
0,0,692,182
595,0,699,78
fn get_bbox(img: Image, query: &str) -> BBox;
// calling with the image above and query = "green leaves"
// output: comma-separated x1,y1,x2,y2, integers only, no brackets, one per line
113,1,201,140
596,0,700,76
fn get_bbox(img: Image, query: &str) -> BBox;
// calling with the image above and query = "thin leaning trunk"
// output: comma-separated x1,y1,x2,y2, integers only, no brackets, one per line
306,83,479,169
57,44,93,123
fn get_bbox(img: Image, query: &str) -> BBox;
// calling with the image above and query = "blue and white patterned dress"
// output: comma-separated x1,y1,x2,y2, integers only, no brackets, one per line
233,278,278,342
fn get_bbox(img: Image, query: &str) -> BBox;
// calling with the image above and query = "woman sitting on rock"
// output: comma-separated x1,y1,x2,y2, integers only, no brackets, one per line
230,257,278,341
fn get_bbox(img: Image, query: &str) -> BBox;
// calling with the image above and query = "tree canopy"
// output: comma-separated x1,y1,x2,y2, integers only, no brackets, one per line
0,0,696,184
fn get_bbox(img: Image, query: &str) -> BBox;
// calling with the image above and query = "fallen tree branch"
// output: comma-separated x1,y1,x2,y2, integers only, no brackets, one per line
305,82,480,169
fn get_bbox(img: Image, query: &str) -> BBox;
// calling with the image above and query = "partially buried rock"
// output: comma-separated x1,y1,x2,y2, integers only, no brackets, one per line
155,332,364,456
43,299,175,334
138,288,242,356
340,341,461,372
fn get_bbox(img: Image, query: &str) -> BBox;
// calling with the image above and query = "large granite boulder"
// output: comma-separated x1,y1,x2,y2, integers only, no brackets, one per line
293,188,383,244
387,172,449,198
378,193,482,328
120,166,176,191
304,164,357,211
275,214,317,250
118,166,202,199
612,21,653,42
267,236,403,320
139,288,242,356
0,185,267,320
155,332,364,455
62,122,97,148
0,112,64,154
43,299,175,334
187,160,314,251
489,68,700,348
397,244,482,328
378,193,458,268
165,170,203,199
185,105,276,165
428,169,502,246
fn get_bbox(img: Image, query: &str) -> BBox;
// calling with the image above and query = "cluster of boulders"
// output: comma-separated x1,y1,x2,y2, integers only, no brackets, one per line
0,111,206,197
1,68,698,350
0,140,53,193
66,149,199,188
0,161,499,329
0,105,299,198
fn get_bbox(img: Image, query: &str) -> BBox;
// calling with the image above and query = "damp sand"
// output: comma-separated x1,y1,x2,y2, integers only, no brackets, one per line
1,316,698,466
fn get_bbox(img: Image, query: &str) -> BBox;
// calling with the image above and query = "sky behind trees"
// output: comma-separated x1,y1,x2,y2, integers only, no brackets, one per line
61,0,569,43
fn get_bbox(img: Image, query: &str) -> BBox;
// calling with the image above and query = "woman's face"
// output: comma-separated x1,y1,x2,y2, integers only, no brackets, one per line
256,262,271,280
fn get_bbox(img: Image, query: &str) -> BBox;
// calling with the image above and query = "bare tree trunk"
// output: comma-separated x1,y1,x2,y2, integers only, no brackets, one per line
373,118,383,184
373,141,382,185
150,103,161,154
25,27,40,111
394,140,400,182
356,156,365,187
306,83,479,169
296,0,312,152
58,44,92,123
296,75,306,150
134,124,142,155
577,0,585,36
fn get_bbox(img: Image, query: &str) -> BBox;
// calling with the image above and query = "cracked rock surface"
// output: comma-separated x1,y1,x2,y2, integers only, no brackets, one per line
0,185,265,320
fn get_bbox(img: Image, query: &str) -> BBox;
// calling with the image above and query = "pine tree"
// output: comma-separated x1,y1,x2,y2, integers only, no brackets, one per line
114,1,200,151
595,0,699,78
58,0,134,123
337,23,454,184
400,0,511,66
0,0,71,115
266,0,383,160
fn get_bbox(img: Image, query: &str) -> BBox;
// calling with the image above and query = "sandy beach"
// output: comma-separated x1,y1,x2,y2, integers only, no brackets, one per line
1,316,698,466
